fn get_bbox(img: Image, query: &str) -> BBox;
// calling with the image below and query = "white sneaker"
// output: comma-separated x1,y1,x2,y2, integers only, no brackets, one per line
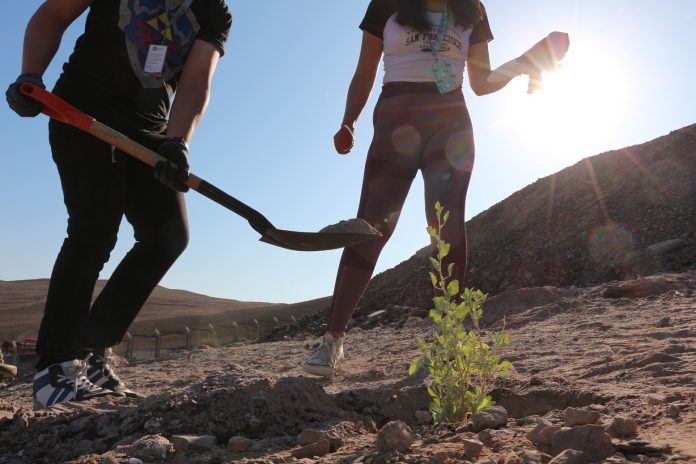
303,333,344,377
33,356,115,409
87,348,144,398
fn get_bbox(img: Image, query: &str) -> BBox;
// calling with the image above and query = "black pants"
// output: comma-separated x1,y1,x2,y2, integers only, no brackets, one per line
36,120,188,370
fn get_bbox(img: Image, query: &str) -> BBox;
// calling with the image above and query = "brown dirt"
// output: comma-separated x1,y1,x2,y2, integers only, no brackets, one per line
1,273,694,463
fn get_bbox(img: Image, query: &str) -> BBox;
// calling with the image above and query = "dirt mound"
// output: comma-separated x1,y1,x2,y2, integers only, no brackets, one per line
2,274,695,463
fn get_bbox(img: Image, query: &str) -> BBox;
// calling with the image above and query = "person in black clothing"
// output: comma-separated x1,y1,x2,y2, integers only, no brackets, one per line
6,0,232,409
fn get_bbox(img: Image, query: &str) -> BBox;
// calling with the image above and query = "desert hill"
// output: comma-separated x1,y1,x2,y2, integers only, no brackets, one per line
0,279,329,342
353,123,696,318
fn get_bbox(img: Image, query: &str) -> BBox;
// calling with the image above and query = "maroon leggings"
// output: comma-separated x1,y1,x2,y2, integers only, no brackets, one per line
327,83,475,336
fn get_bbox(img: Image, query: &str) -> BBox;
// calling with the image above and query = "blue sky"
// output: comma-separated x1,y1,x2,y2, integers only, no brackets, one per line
1,1,695,304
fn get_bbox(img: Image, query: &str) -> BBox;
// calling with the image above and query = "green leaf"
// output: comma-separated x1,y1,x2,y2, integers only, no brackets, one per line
429,272,437,287
409,356,424,375
438,243,450,259
446,280,459,297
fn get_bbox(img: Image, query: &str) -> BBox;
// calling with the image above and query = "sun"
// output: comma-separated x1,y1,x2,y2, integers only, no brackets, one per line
504,41,631,161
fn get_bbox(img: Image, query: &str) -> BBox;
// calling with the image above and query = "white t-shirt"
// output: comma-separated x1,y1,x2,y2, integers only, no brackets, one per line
382,11,471,84
359,0,494,85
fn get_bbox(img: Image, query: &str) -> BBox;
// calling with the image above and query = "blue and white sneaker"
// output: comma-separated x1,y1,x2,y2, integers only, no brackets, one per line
33,357,114,409
87,348,143,398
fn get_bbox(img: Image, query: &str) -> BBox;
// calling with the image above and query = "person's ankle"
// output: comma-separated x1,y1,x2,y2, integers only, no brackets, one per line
325,331,344,341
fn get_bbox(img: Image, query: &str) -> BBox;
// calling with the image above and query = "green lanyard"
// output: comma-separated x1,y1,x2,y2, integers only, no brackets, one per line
431,6,449,62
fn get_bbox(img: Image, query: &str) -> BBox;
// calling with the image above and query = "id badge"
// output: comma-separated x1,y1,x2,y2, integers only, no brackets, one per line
144,44,168,76
432,61,457,94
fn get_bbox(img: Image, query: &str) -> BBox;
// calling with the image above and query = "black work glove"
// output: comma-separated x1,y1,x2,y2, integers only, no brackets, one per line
153,137,190,192
6,73,45,117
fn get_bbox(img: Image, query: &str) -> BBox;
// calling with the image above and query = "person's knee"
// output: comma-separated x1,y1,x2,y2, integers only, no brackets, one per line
64,220,119,263
155,219,189,262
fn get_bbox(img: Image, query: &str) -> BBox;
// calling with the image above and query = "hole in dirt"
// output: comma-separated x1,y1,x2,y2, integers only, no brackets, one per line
490,387,611,418
334,384,430,428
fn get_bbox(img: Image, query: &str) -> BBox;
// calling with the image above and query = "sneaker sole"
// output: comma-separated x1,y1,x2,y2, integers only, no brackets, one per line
303,360,344,377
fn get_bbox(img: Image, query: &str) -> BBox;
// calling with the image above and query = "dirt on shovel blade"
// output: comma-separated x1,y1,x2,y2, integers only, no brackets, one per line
318,218,380,236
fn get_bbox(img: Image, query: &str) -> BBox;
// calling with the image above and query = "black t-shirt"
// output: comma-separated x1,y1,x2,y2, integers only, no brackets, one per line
54,0,232,138
359,0,494,44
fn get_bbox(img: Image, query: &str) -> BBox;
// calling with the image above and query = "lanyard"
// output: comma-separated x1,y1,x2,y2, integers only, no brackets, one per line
431,6,449,62
166,0,194,26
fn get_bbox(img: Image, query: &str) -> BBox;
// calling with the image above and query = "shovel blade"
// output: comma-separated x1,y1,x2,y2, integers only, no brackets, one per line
259,228,380,251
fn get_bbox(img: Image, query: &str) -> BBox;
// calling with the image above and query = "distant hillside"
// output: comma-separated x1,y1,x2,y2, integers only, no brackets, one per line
0,279,329,340
5,124,696,340
355,123,696,315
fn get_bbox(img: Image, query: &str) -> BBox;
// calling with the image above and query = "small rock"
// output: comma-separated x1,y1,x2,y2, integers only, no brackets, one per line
647,395,665,406
608,417,638,437
170,434,216,453
291,439,330,459
657,317,671,327
144,417,162,433
69,415,94,434
415,410,433,424
551,425,614,462
646,238,683,255
227,435,252,452
549,449,587,464
376,420,415,452
298,429,328,446
563,407,601,427
666,404,681,418
519,450,544,464
527,423,561,447
472,406,509,432
461,438,484,458
128,434,174,462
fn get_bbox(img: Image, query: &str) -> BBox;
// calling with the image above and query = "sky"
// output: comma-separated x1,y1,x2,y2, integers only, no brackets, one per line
1,1,695,304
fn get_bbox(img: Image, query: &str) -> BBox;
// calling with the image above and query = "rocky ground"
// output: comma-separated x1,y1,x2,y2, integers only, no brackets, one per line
1,272,695,464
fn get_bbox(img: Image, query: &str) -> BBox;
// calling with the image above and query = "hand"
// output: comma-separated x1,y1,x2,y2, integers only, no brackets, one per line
153,137,190,192
6,73,45,117
518,31,570,94
334,124,354,155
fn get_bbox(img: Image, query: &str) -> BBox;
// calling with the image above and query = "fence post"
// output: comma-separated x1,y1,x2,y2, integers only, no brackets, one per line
254,319,260,340
208,323,216,340
154,329,161,359
291,315,297,324
125,332,134,360
232,321,238,342
184,326,191,349
11,341,19,368
273,317,280,329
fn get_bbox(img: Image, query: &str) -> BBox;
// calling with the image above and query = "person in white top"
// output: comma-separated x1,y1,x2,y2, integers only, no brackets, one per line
304,0,568,377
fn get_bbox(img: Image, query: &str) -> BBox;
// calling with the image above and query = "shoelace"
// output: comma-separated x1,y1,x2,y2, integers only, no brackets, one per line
58,354,102,395
94,352,123,384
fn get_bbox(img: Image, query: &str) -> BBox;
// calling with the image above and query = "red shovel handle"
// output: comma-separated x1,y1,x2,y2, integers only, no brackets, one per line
20,82,95,132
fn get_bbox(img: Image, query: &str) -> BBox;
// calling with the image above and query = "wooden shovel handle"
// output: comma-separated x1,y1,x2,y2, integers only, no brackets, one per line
19,82,274,234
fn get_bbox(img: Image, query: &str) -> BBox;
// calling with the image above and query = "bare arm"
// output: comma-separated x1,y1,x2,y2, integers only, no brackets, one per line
466,41,518,96
21,0,92,75
333,31,382,154
166,39,221,142
340,31,383,130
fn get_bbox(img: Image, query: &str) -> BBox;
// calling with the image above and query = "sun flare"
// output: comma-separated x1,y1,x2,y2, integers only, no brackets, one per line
505,42,631,161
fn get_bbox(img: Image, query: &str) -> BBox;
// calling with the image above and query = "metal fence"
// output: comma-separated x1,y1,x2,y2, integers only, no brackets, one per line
2,315,302,376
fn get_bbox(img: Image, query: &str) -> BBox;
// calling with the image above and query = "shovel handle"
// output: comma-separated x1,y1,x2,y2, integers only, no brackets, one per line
20,82,274,235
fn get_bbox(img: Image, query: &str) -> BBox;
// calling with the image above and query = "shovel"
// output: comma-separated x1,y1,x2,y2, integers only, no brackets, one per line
20,83,380,251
